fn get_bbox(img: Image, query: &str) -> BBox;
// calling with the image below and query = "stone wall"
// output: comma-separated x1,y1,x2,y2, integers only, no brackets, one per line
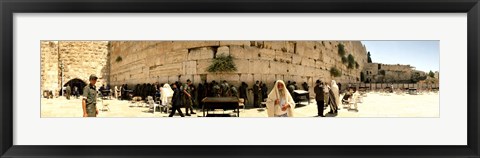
109,41,368,92
41,41,109,94
40,41,60,94
363,63,415,83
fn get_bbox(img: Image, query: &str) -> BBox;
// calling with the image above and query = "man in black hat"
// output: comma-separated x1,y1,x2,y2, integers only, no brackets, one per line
314,80,325,117
82,74,99,117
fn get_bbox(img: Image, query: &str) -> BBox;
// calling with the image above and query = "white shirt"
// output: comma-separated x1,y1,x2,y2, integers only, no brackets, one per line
274,98,288,115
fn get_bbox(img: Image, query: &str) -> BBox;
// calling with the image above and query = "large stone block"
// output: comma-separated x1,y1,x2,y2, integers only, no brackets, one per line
183,61,197,75
188,47,215,60
302,57,316,67
165,49,188,64
216,46,230,57
269,61,289,75
292,54,302,65
229,46,245,59
258,49,275,61
275,50,292,63
219,41,250,47
249,60,270,74
263,41,295,53
173,41,219,50
196,59,213,74
234,59,250,74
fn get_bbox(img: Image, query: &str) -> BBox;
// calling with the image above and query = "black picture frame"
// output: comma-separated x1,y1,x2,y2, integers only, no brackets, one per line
1,0,479,157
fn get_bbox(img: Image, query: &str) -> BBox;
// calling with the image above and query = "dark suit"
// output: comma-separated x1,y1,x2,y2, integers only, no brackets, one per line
169,87,185,117
314,84,325,116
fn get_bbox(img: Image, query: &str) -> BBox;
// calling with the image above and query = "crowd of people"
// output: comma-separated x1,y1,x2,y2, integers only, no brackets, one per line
107,79,351,117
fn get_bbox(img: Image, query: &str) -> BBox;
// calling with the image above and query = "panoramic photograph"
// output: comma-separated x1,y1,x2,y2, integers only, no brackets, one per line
40,41,439,118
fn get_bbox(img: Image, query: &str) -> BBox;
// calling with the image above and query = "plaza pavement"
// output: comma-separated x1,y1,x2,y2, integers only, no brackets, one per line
41,92,439,118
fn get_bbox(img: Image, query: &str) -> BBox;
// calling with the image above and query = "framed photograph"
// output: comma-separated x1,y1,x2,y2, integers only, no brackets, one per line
1,0,479,157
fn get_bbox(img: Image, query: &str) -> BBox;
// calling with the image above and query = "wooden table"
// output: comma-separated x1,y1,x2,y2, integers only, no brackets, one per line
293,90,310,104
201,97,240,117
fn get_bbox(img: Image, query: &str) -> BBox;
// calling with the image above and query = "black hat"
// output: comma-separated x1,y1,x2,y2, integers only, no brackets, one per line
89,74,98,80
316,80,321,84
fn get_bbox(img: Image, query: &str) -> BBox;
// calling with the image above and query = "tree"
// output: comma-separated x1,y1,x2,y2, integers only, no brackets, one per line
367,51,372,63
428,70,435,78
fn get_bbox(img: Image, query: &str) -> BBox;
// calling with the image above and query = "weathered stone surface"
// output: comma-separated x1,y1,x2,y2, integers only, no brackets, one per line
195,59,212,75
219,41,250,47
173,41,219,50
216,46,230,57
188,47,214,60
42,41,379,94
234,59,250,74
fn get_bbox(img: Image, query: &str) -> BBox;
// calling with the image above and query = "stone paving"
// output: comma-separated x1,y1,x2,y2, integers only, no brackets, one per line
41,92,439,118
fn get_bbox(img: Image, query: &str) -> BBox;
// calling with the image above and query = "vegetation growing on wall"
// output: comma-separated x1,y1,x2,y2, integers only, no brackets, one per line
115,56,122,62
207,55,237,73
330,67,342,77
337,43,346,56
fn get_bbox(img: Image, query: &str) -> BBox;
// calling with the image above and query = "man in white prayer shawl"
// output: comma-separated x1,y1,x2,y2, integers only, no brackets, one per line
327,80,340,114
266,80,296,117
160,83,174,107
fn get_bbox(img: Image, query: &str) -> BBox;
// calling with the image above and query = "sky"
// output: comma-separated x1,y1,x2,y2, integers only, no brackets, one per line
361,41,439,72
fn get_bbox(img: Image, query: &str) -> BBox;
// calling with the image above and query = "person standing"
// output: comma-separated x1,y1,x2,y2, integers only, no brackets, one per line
265,80,296,117
82,74,99,117
327,80,340,114
239,82,248,103
253,81,260,108
314,80,325,117
302,82,309,91
221,80,230,97
213,81,221,97
230,85,239,98
197,83,205,107
65,84,71,100
169,83,185,117
261,83,268,102
184,79,197,116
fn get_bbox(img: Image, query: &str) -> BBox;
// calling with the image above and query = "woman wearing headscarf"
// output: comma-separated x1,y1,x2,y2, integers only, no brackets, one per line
327,80,340,114
266,80,296,117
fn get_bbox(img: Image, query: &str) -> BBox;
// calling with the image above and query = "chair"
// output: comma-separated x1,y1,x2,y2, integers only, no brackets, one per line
347,93,360,110
159,97,172,114
147,96,159,114
96,97,110,112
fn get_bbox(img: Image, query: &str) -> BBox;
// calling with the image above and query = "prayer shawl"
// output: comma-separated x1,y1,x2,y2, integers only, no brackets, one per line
160,84,174,106
328,80,340,111
266,80,296,117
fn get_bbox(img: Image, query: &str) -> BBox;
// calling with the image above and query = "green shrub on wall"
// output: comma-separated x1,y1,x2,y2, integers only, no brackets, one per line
207,55,237,73
115,56,122,62
330,67,342,77
337,43,346,56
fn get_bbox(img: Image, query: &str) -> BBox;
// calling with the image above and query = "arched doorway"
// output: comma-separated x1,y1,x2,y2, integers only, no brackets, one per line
64,78,87,98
